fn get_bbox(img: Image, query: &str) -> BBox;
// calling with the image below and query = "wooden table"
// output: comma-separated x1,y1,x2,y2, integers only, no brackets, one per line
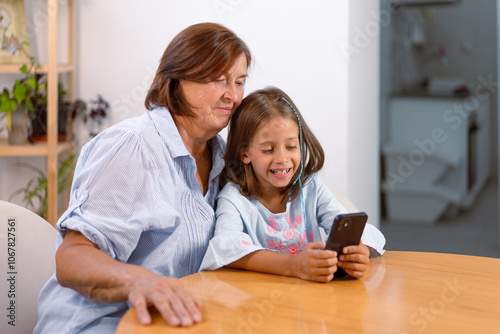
116,251,500,333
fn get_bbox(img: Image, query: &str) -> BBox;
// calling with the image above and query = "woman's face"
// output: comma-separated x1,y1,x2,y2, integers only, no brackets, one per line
179,53,248,135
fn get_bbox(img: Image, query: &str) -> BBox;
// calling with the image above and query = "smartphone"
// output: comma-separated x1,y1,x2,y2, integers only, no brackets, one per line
325,212,368,278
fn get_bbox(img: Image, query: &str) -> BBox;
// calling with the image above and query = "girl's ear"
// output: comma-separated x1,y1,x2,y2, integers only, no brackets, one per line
240,147,250,164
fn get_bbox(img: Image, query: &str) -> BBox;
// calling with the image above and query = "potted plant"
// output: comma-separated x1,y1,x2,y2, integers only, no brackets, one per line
30,81,74,142
30,90,110,143
0,41,80,144
0,56,41,145
9,154,76,219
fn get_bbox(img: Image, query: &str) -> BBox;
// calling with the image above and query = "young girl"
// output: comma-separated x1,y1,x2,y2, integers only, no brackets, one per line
200,87,385,282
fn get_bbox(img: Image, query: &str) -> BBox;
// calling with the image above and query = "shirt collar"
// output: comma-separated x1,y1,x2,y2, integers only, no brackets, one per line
209,134,226,181
148,106,190,159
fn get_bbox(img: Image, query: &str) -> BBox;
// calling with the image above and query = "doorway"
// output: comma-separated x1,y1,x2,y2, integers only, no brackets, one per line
378,0,499,256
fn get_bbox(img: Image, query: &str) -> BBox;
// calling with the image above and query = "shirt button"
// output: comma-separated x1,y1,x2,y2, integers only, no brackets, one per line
79,196,86,203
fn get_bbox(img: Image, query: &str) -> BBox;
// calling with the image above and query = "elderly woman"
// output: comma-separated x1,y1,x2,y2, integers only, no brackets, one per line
34,22,251,333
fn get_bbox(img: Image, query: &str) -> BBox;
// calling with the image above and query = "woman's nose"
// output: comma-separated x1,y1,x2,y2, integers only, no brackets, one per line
223,83,239,102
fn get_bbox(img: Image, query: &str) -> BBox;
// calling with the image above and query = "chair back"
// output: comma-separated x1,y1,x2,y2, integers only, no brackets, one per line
0,201,57,334
330,188,359,213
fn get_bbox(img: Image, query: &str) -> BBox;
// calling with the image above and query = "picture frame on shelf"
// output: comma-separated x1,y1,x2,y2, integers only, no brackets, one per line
0,0,31,64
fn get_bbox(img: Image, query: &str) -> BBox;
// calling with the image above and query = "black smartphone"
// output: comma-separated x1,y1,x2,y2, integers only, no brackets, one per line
325,212,368,278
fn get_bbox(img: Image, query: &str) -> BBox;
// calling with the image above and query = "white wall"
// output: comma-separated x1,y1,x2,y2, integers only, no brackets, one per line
2,0,381,227
347,1,381,227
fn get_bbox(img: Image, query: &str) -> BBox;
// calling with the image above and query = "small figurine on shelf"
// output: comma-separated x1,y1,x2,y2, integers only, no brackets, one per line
70,94,110,138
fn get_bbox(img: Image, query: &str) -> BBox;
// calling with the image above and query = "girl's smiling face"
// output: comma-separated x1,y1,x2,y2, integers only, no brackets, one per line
242,117,301,197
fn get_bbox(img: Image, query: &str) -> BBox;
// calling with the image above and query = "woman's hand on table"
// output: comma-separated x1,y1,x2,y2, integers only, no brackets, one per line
128,273,202,327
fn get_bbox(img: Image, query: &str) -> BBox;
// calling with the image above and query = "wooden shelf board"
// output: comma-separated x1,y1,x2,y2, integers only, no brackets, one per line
0,138,73,157
0,63,74,74
39,63,75,73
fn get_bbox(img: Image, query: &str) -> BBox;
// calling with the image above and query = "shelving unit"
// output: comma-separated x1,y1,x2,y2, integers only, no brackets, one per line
0,0,75,225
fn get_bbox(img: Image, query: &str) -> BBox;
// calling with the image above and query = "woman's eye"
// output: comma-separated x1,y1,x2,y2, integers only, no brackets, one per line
287,146,297,150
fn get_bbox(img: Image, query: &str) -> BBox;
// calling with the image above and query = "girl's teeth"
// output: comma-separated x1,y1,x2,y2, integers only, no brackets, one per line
272,168,290,175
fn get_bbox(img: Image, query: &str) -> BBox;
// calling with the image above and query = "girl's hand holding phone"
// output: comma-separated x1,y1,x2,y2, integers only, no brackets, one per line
290,241,370,282
338,243,370,278
291,241,338,283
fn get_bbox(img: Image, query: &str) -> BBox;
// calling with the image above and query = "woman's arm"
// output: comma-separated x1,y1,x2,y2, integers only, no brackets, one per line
225,241,338,282
56,230,201,327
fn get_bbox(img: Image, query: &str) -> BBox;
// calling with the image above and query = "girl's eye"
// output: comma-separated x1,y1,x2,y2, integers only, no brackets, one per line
262,149,273,154
287,146,298,150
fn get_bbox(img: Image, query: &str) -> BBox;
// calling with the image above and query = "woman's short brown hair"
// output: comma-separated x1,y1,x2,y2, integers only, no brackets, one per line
224,86,325,201
145,22,252,116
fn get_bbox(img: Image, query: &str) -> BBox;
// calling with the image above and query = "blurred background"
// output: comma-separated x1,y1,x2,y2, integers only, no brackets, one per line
379,0,499,258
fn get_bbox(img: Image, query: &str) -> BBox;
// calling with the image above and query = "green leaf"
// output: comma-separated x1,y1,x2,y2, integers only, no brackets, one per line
25,99,34,112
13,80,28,104
19,64,29,75
25,76,37,89
0,94,10,112
0,94,16,113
